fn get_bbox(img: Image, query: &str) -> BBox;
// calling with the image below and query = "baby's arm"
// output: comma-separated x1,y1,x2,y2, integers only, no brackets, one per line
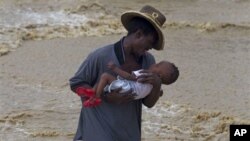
107,62,136,81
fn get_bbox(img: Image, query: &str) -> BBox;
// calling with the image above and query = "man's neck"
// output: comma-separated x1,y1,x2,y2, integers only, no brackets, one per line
122,36,142,63
122,36,131,54
123,36,137,58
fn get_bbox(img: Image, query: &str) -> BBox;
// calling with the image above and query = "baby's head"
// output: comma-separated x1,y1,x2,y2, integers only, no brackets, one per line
150,61,179,85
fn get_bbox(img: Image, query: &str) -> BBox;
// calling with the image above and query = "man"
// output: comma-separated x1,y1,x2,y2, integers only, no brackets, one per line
69,5,166,141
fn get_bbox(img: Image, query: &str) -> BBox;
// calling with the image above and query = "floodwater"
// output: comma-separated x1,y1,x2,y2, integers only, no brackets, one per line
0,0,250,141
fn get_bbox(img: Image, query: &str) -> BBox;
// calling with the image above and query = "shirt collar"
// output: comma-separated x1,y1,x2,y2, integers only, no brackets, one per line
114,37,125,65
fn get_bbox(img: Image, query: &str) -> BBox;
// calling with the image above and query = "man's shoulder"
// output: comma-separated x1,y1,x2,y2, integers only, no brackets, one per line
96,44,114,52
89,44,114,58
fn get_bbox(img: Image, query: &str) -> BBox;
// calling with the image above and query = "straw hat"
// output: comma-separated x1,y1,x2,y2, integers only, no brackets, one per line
121,5,166,50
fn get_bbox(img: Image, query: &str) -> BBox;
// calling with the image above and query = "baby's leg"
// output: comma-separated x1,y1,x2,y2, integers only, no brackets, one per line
95,73,116,98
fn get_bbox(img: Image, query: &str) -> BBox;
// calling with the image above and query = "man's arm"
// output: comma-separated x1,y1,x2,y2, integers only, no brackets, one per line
71,84,92,93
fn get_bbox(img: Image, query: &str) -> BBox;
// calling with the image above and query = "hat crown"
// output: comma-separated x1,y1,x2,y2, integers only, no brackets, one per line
140,5,166,27
120,5,165,50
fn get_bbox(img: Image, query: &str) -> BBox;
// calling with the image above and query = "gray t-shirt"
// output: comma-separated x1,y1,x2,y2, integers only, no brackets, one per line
70,38,155,141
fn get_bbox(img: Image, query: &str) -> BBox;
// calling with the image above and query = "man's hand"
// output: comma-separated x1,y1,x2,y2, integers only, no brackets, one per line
136,70,162,108
103,88,136,104
137,70,161,86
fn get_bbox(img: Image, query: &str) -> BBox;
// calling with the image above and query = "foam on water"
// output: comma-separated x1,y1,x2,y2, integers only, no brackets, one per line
141,100,250,140
0,9,88,28
1,0,250,57
0,3,125,56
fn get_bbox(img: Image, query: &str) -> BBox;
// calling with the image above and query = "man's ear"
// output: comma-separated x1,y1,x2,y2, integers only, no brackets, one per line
134,29,143,39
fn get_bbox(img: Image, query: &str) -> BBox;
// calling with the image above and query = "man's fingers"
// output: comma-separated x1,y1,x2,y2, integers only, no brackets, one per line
137,77,153,83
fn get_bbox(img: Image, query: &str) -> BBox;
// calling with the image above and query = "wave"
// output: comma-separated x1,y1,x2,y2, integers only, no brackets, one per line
1,2,250,57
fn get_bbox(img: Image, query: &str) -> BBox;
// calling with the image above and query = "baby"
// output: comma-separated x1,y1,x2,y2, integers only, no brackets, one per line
76,60,179,107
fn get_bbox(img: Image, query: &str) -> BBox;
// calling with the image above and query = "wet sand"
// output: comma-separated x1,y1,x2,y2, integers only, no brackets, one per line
0,0,250,141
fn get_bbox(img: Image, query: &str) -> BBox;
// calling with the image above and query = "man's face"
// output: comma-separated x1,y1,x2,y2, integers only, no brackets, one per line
132,32,156,57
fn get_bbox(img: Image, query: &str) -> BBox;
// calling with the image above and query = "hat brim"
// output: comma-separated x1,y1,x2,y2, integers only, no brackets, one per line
121,11,164,50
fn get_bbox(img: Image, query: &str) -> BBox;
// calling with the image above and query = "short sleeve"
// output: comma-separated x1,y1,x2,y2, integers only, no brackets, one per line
142,52,156,69
69,52,99,89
